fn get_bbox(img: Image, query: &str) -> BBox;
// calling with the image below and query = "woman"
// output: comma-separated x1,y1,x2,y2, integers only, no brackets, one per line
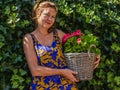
23,1,100,90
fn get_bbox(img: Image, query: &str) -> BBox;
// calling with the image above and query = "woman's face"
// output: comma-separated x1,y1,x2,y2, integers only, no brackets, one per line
37,7,57,30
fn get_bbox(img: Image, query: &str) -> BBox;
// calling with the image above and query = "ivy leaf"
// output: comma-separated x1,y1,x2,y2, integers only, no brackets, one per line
19,69,27,76
111,43,120,52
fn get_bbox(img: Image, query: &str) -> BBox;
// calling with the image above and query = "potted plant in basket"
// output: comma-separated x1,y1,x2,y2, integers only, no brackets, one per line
62,30,101,80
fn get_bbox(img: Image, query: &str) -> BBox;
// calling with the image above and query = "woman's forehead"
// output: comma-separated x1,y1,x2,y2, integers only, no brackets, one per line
42,7,57,15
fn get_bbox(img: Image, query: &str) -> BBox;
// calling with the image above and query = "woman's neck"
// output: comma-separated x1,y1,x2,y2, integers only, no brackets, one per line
36,27,49,36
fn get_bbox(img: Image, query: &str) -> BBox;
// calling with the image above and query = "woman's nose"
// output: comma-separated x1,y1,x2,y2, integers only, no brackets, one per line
48,16,53,21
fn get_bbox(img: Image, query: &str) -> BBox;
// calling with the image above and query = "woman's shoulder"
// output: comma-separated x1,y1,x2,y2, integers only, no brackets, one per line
23,30,35,40
23,33,32,40
23,32,35,45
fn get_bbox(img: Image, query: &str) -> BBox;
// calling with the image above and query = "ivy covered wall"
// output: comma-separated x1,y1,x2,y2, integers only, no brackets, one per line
0,0,120,90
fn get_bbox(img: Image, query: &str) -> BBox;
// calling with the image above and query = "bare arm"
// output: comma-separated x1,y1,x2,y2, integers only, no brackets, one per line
23,34,62,76
23,33,78,82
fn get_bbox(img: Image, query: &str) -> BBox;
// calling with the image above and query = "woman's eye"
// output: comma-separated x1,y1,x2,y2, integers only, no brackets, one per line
43,13,49,17
44,13,56,19
52,16,55,18
44,14,49,16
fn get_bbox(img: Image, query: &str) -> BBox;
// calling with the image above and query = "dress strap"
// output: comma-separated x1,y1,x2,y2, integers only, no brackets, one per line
53,30,61,43
30,34,35,43
29,33,38,45
29,33,41,65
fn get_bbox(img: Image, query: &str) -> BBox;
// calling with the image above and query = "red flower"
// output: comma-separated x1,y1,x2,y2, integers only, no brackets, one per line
77,38,81,44
62,33,71,44
71,30,83,36
62,30,83,44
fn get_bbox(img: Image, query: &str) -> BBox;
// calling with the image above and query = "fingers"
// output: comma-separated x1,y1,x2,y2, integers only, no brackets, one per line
70,77,78,82
72,71,78,75
94,62,99,69
67,70,80,82
71,71,80,82
96,55,100,61
94,57,100,64
70,75,80,83
94,55,100,69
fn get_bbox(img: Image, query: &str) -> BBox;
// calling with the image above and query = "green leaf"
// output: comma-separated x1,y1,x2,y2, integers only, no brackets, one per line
114,76,120,85
5,6,11,15
0,34,5,41
111,43,120,52
12,81,19,88
107,72,114,83
0,25,7,34
0,42,5,48
13,69,18,74
19,69,27,76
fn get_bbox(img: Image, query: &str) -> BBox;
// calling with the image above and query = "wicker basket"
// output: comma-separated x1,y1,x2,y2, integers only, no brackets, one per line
65,45,96,80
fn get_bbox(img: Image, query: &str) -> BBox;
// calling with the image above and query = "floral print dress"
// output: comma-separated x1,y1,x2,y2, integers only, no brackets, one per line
30,30,77,90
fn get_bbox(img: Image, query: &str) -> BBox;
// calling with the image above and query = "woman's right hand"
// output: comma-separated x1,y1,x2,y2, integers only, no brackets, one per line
60,69,79,82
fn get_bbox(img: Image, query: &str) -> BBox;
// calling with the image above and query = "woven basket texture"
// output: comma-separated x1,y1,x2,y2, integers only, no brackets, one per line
65,53,96,80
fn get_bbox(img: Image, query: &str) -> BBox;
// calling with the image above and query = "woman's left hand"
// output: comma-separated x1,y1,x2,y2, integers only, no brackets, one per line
94,55,100,69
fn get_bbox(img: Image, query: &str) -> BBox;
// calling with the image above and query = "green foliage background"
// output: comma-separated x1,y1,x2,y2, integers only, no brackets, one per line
0,0,120,90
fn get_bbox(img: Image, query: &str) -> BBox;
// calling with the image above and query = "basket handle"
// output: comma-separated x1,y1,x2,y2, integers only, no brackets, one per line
87,44,96,57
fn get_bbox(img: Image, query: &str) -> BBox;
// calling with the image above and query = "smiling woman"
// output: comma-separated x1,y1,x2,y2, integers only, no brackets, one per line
23,1,79,90
23,1,101,90
37,7,57,31
32,1,58,33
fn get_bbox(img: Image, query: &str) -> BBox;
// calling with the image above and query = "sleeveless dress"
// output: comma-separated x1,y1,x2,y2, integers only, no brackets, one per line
30,30,78,90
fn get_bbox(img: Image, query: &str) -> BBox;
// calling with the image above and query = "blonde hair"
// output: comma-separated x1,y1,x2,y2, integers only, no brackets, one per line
32,1,58,33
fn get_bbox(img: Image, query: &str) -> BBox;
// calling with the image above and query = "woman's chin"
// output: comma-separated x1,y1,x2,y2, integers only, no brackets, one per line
43,25,52,30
